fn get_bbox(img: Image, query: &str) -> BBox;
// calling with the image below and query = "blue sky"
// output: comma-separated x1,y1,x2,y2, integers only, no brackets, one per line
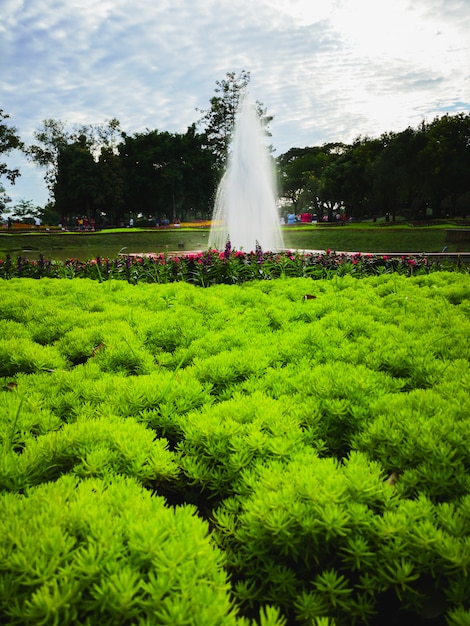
1,0,469,209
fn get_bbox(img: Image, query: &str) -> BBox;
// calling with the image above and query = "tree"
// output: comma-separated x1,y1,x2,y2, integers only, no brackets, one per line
278,144,345,215
0,110,23,211
0,184,10,216
278,148,313,211
53,135,100,221
7,199,41,223
27,118,123,202
0,109,23,183
320,138,383,219
120,125,216,222
95,147,126,226
197,70,273,170
176,124,217,220
369,127,428,219
27,118,69,197
420,113,470,217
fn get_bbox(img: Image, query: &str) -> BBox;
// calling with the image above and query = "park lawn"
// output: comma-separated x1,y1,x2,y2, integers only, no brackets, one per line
1,223,469,261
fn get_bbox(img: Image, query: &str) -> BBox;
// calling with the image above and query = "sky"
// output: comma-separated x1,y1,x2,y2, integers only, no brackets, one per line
1,0,469,209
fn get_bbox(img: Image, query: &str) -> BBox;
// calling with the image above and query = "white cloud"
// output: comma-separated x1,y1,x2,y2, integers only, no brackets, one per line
1,0,469,206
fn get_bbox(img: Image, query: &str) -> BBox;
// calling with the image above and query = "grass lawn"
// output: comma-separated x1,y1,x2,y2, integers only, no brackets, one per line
283,224,470,254
1,223,469,261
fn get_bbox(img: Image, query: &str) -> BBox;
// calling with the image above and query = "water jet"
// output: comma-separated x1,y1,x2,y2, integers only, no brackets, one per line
209,96,284,252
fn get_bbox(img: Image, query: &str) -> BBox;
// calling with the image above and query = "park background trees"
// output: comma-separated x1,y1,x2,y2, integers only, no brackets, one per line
2,71,469,226
0,109,23,217
279,113,470,221
196,70,273,170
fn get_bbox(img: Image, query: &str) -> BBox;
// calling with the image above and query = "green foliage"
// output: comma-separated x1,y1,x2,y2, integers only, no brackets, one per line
0,475,243,625
0,414,179,491
0,336,67,377
177,390,319,498
26,117,215,224
279,111,470,219
197,70,272,170
354,384,470,501
119,125,216,221
0,273,469,624
213,450,470,623
0,109,23,189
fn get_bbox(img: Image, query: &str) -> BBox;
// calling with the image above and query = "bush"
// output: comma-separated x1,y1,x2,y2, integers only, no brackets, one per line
0,273,469,624
0,475,245,626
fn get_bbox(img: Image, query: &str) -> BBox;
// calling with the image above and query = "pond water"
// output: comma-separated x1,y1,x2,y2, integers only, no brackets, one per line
21,247,185,262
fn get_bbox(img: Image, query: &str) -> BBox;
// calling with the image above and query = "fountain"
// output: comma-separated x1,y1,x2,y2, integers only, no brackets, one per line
209,95,284,252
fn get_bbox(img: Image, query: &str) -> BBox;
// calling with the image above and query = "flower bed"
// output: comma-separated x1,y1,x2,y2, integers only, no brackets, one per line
1,244,468,285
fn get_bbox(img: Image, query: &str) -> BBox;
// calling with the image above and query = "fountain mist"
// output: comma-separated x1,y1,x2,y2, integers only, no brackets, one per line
209,96,284,252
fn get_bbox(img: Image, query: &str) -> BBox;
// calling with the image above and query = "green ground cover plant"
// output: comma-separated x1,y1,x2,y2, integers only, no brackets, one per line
0,273,469,625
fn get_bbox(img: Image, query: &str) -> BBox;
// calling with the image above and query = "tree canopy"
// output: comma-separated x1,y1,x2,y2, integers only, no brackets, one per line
277,113,470,220
197,70,273,169
24,117,216,226
0,109,23,212
2,83,469,224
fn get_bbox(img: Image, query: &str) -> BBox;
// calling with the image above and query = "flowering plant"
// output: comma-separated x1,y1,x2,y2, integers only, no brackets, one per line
0,247,466,285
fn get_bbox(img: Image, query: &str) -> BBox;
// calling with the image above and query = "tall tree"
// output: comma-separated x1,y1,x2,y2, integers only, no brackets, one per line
27,118,69,197
278,144,345,214
120,125,216,221
370,127,428,219
421,113,470,217
0,110,23,211
95,147,126,226
27,118,122,202
53,135,100,221
176,124,217,219
197,70,273,170
320,137,383,219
